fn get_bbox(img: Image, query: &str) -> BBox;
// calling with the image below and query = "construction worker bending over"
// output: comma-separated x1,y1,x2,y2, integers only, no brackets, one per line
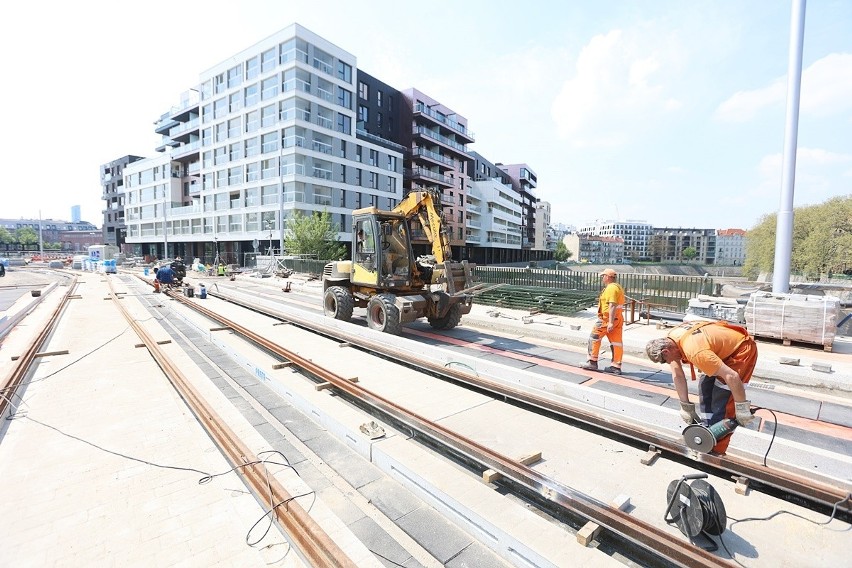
582,268,625,374
645,321,757,455
156,264,176,288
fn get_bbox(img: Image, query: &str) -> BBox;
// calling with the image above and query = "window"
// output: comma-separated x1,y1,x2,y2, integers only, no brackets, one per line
261,48,277,73
228,117,242,138
227,65,242,89
229,92,243,113
214,98,228,119
261,75,279,100
337,114,351,135
377,90,383,107
387,155,397,171
358,81,368,100
245,110,259,132
369,149,378,166
246,162,260,182
355,168,362,186
229,142,242,161
244,83,259,107
377,112,382,128
261,132,278,154
369,172,378,189
358,105,368,123
245,56,259,80
228,166,243,186
214,74,225,94
337,86,352,109
337,61,352,83
261,104,277,128
245,137,259,158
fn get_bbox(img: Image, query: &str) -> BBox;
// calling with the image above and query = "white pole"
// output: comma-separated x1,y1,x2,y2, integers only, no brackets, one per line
772,0,806,293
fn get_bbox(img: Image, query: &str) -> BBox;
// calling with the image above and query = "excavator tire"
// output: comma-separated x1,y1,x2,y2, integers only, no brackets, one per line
428,303,463,330
366,293,402,334
324,286,354,321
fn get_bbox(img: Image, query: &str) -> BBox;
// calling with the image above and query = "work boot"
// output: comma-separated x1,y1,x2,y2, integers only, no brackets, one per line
604,366,622,375
581,360,598,371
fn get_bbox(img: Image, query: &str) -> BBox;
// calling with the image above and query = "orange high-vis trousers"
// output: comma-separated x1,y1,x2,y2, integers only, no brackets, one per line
587,317,623,367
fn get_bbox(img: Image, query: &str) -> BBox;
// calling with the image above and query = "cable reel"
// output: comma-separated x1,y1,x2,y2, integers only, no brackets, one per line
664,473,727,551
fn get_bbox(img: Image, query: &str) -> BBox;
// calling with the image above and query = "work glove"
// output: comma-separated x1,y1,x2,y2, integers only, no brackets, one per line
679,401,700,425
734,401,755,426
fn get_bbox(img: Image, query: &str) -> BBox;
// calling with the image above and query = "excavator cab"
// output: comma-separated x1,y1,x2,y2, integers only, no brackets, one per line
351,211,414,289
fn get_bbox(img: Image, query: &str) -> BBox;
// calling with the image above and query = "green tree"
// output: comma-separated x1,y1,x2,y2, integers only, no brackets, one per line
553,241,572,262
0,227,12,247
682,246,697,261
15,227,38,249
744,195,852,279
284,210,346,260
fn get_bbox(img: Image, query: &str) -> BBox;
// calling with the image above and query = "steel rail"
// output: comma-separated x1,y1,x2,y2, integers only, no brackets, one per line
165,288,731,567
111,281,356,568
205,284,852,514
0,277,78,420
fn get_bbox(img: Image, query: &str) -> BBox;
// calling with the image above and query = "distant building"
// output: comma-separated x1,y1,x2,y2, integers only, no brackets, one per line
71,205,81,223
563,233,624,264
534,201,553,251
101,155,145,253
649,227,716,264
0,218,99,252
578,220,652,261
715,228,747,266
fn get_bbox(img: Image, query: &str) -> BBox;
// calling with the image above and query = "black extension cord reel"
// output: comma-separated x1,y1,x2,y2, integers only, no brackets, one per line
664,473,727,551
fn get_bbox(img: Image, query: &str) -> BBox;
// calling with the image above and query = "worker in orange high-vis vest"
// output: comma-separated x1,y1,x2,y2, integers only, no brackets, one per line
645,321,758,455
582,268,625,374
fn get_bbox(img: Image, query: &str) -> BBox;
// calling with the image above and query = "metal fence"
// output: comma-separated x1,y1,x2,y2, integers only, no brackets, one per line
279,256,328,276
474,267,714,313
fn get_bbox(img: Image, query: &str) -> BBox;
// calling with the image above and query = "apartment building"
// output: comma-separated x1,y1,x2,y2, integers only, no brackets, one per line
534,201,554,251
497,163,537,250
578,220,653,261
649,227,717,264
124,24,404,263
0,218,100,252
101,155,144,252
715,228,747,266
563,233,625,264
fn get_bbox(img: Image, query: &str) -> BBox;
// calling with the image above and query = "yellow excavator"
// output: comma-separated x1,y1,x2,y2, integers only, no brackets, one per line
322,189,476,334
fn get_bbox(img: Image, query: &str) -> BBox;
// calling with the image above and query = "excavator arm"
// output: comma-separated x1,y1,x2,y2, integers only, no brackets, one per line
391,189,452,263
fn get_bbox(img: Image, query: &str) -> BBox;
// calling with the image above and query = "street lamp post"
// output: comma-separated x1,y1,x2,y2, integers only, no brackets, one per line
266,220,274,256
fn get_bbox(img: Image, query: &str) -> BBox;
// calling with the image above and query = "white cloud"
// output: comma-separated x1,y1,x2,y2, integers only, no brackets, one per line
550,28,682,147
715,52,852,122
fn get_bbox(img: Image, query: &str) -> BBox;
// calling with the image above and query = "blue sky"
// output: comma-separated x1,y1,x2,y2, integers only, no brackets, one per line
3,0,849,231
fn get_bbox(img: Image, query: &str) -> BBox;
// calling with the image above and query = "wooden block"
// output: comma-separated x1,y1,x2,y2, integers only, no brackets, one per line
577,521,601,546
156,340,172,345
338,342,351,348
315,382,333,391
641,446,661,466
347,377,359,383
483,451,542,482
34,350,70,358
611,494,631,511
209,326,232,332
272,362,293,369
273,321,291,326
134,343,145,348
733,476,750,495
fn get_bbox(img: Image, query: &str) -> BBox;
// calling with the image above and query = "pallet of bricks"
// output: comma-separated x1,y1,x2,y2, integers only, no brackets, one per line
744,292,841,351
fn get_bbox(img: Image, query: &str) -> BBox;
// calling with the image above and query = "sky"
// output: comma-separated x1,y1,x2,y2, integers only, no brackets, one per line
2,0,850,231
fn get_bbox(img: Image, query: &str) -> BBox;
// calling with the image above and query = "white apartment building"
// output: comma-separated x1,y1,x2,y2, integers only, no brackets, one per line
715,228,747,266
466,177,523,249
578,220,653,261
534,201,553,251
124,24,404,262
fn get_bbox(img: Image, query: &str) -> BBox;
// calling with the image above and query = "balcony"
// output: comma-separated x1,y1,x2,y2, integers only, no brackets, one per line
412,147,455,169
169,117,200,139
155,117,179,135
406,167,453,188
412,127,469,155
413,103,475,143
171,140,201,158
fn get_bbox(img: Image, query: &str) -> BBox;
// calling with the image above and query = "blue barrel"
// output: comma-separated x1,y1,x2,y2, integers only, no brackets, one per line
144,267,150,276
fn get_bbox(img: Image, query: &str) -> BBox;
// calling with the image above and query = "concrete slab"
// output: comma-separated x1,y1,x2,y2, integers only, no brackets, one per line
590,380,672,407
303,434,383,490
395,506,475,564
818,401,852,428
348,516,422,568
527,364,592,385
360,477,425,522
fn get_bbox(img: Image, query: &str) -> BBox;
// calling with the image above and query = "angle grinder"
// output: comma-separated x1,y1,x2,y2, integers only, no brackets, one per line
682,407,757,453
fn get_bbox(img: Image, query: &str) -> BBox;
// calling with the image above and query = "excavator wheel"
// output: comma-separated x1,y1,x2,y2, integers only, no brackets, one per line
366,293,401,334
323,286,354,321
428,303,463,330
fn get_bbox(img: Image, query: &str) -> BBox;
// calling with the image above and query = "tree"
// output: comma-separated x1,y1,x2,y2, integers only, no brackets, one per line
553,241,572,262
284,210,346,260
0,227,12,248
744,195,852,279
682,246,697,261
15,227,38,249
